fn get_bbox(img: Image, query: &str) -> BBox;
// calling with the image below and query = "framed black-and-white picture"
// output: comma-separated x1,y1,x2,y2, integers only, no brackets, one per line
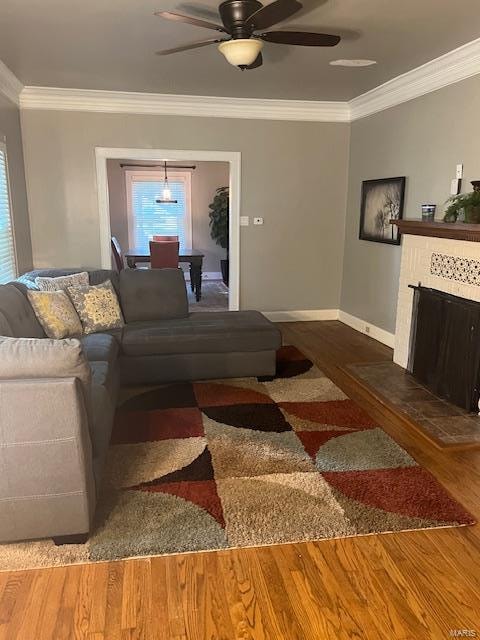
359,177,406,245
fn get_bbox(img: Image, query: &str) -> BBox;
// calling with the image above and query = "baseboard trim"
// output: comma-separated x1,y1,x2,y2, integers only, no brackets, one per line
261,308,396,348
262,309,339,322
182,270,223,281
338,311,395,348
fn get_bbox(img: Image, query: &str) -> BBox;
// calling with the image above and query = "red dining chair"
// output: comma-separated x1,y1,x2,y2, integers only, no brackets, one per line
152,235,179,242
149,240,180,269
111,236,124,271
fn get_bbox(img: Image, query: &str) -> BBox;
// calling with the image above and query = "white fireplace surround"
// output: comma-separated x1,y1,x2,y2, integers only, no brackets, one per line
394,234,480,369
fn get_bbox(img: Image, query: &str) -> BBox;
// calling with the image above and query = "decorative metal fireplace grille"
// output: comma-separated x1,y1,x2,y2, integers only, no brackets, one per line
408,285,480,412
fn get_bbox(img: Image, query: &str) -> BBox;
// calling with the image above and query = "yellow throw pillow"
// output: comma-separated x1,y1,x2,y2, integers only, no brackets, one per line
67,280,124,335
27,290,83,339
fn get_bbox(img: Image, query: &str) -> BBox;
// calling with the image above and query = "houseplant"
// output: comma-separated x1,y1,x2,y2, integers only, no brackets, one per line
444,183,480,224
208,186,229,286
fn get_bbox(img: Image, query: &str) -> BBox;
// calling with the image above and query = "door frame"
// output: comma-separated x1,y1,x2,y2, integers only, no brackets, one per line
95,147,241,311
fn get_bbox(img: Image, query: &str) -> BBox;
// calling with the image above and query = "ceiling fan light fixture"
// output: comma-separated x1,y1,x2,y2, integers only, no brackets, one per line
218,38,263,66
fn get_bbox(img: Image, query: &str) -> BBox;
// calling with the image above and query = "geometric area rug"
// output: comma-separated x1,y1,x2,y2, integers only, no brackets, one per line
0,346,474,571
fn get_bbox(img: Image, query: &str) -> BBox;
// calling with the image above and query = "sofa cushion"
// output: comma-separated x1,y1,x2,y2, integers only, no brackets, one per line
89,359,120,468
90,383,116,480
0,310,13,337
121,311,282,357
0,337,92,404
120,268,188,323
80,333,120,364
90,361,120,405
0,284,45,338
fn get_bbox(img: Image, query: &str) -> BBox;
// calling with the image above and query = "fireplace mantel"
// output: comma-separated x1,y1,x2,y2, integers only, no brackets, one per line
393,220,480,242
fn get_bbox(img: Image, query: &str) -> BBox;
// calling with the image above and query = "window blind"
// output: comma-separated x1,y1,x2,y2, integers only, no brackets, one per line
0,145,16,284
129,175,191,252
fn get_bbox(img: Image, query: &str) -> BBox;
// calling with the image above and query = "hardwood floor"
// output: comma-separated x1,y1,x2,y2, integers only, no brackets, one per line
1,321,479,640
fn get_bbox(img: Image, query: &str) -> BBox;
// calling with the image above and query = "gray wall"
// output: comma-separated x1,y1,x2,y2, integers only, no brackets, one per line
20,110,350,311
0,94,32,274
341,75,480,334
107,159,229,273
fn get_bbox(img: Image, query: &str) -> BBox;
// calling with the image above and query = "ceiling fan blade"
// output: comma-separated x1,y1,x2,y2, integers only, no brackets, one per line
244,52,263,69
260,31,341,46
155,11,226,32
246,0,302,30
156,38,224,55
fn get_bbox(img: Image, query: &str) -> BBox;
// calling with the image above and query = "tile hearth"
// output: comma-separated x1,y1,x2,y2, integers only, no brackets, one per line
346,362,480,447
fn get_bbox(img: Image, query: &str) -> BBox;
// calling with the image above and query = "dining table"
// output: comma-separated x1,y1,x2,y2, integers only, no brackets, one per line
124,247,205,301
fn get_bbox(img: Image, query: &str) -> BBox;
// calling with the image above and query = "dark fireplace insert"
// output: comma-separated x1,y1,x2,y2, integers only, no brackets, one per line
408,285,480,412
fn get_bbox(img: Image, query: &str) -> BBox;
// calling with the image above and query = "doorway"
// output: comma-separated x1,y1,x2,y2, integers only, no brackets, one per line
95,148,240,311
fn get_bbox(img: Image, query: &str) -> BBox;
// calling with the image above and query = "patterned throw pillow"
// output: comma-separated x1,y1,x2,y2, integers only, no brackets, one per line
27,290,83,339
35,271,89,292
67,280,124,335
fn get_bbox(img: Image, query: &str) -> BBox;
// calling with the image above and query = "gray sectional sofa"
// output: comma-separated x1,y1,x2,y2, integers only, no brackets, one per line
0,267,281,544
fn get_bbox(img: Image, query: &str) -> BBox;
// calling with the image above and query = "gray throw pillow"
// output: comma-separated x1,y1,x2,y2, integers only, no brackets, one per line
35,271,89,292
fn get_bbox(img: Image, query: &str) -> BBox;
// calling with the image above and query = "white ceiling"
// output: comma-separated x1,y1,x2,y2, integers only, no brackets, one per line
0,0,479,101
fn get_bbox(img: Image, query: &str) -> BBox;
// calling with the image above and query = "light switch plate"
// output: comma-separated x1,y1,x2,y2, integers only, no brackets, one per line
253,217,264,225
240,216,249,226
450,178,461,196
456,164,464,179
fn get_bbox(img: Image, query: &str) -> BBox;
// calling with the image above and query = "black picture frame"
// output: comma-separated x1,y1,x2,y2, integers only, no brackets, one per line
359,176,406,246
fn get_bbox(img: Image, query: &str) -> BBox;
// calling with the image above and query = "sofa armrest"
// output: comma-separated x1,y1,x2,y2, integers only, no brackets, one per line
0,377,96,543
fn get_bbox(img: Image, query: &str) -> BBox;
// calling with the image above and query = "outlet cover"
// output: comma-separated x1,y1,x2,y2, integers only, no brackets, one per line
240,216,249,226
253,217,264,225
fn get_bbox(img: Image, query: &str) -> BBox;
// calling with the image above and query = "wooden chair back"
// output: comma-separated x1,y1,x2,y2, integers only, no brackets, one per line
152,235,179,242
149,240,180,269
111,236,124,271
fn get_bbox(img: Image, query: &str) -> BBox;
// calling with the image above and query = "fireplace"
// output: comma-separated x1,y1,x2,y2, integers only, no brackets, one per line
393,221,480,417
408,285,480,412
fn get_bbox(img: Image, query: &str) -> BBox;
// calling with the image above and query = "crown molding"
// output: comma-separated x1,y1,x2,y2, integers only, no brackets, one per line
350,36,480,120
17,36,480,121
0,60,23,106
19,86,350,123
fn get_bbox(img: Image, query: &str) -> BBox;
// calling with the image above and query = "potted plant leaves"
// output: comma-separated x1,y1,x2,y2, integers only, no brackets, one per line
208,186,229,286
444,182,480,224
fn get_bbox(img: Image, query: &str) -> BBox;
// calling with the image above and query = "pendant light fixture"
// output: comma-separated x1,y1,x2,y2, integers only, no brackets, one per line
156,161,178,204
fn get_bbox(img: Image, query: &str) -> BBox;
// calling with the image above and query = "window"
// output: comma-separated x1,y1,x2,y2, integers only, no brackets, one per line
126,170,192,252
0,142,16,284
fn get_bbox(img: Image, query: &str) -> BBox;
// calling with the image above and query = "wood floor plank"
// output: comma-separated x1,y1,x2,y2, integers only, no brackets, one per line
20,567,66,640
52,564,85,640
149,558,172,640
0,321,479,639
102,561,126,640
120,559,151,638
232,548,301,640
199,551,236,640
379,534,479,633
0,571,35,640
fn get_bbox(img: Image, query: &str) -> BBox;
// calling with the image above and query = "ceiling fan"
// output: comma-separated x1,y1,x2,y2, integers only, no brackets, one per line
155,0,341,69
